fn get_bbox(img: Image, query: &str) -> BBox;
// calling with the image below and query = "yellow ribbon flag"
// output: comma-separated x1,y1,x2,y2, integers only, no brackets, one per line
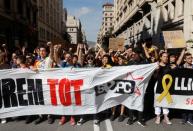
157,74,173,104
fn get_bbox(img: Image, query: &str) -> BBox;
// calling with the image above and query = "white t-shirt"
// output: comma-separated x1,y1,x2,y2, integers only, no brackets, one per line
35,57,53,69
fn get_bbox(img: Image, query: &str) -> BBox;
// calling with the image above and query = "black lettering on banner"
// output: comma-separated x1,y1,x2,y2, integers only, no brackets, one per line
27,79,36,105
111,80,135,94
35,79,44,105
156,68,193,95
95,80,135,96
16,78,28,106
95,81,115,96
2,79,18,108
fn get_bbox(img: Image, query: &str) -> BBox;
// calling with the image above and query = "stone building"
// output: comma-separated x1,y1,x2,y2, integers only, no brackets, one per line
0,0,38,51
62,8,68,32
37,0,63,45
113,0,193,48
97,3,114,45
66,15,83,45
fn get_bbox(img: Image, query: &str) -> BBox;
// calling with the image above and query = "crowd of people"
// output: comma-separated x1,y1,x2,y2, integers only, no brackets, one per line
0,40,192,127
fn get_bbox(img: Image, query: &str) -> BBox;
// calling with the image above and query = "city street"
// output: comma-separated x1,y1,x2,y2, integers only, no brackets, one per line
0,0,193,131
1,118,193,131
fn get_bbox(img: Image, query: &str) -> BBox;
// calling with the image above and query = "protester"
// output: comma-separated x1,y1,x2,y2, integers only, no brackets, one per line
33,42,55,124
26,53,35,69
10,53,17,68
154,51,172,125
85,54,95,67
181,52,193,125
111,55,126,122
0,52,10,70
168,48,185,69
0,51,10,124
55,46,77,126
126,48,147,127
34,43,53,69
101,54,112,68
1,40,193,128
72,55,81,68
142,42,158,63
60,53,72,68
16,56,27,69
94,54,112,125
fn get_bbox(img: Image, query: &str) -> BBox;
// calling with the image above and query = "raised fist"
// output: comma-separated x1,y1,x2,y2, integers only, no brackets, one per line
2,44,6,48
47,42,52,46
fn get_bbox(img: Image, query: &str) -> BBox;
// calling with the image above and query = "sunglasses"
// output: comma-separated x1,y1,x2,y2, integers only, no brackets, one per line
87,57,94,60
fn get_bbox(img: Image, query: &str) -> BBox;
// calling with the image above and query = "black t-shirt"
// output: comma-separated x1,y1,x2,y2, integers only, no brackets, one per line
0,64,10,70
156,64,171,80
127,59,148,65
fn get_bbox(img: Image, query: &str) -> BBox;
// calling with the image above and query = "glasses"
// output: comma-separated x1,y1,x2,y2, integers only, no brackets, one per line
186,57,193,59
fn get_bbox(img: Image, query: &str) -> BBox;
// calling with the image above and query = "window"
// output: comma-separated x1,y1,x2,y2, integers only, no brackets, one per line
33,11,37,25
69,28,74,32
47,31,50,40
4,0,11,11
46,13,49,24
170,1,175,19
180,0,184,16
43,29,45,39
26,6,31,21
39,28,41,38
17,0,23,15
163,5,168,21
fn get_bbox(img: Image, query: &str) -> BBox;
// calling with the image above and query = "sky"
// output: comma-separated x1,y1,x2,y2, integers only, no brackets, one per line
63,0,113,42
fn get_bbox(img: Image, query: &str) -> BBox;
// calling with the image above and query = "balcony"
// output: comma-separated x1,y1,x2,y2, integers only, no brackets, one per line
113,0,153,34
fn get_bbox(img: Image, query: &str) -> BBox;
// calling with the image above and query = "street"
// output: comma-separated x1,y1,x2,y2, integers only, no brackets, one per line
1,118,193,131
0,0,193,131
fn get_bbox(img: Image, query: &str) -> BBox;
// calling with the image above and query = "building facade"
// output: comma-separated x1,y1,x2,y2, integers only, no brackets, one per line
113,0,193,48
82,29,87,44
37,0,63,45
62,8,68,32
0,0,38,51
66,15,83,45
97,3,114,45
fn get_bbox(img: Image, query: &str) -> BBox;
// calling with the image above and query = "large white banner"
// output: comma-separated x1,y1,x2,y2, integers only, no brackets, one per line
0,63,157,118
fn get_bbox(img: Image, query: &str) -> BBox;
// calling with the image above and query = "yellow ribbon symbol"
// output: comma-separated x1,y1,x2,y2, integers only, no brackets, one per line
157,74,173,104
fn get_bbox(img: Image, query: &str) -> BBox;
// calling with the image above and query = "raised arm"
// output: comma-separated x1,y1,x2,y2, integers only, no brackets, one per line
47,42,54,60
142,43,151,59
176,48,186,65
2,44,8,62
53,44,61,65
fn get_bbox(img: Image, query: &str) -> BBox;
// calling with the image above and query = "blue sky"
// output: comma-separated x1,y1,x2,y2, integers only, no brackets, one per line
63,0,113,42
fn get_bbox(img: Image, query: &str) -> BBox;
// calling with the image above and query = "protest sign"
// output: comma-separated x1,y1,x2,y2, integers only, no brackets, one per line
163,30,186,49
109,38,125,51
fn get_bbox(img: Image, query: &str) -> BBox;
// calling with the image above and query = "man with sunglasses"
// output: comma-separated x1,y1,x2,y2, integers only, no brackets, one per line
85,54,95,67
77,54,95,126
